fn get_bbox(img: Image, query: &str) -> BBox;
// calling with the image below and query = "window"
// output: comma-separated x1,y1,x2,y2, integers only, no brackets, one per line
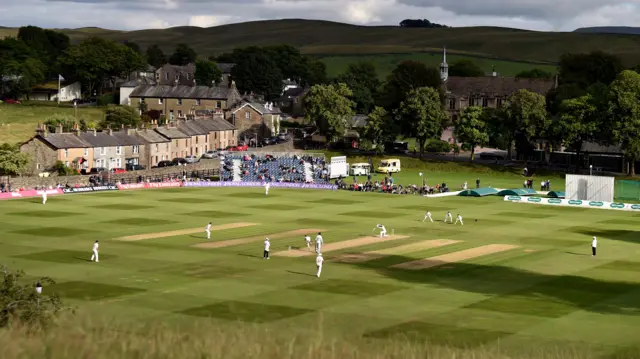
497,98,503,108
178,110,183,117
36,163,41,170
449,98,456,110
116,146,122,155
482,97,488,107
64,149,69,158
186,73,190,80
65,161,69,167
159,98,163,104
154,156,158,165
185,139,188,147
175,140,178,147
84,148,88,156
164,73,168,80
175,75,179,80
100,147,106,155
116,158,121,168
216,101,221,108
177,99,182,105
133,145,139,154
155,144,159,152
141,98,145,104
468,98,474,106
195,137,198,144
214,132,217,139
245,112,250,119
196,99,201,105
165,143,169,150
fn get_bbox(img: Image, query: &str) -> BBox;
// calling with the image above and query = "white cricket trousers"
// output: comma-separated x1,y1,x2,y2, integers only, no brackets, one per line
42,196,47,204
455,219,463,225
316,244,322,253
423,215,432,222
91,250,99,262
317,265,322,277
445,215,452,223
380,230,387,237
206,230,211,239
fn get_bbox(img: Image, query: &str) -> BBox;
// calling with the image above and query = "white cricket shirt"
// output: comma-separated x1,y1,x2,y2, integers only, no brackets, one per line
315,235,323,244
93,243,99,251
316,256,324,266
592,238,597,248
264,240,270,251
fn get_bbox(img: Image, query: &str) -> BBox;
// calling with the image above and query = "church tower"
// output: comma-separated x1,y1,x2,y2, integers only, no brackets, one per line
440,47,449,82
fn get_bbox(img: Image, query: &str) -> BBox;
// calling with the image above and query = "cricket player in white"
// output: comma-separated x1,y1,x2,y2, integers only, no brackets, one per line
316,253,324,277
455,214,463,225
263,238,270,259
205,222,212,240
90,240,99,262
423,210,433,222
264,182,270,195
445,211,453,223
376,224,388,238
315,232,323,254
304,234,311,250
592,236,597,257
42,191,47,205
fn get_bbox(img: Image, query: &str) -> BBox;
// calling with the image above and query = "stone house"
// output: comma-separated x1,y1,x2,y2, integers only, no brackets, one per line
155,64,196,86
194,118,237,150
217,63,235,86
78,129,127,170
20,124,93,174
135,127,172,168
154,125,191,159
129,82,242,121
176,120,209,157
278,87,308,116
112,129,144,168
226,100,282,142
22,80,82,102
119,77,156,106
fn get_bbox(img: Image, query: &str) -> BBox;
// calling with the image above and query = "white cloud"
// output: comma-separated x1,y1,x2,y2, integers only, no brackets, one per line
189,15,237,27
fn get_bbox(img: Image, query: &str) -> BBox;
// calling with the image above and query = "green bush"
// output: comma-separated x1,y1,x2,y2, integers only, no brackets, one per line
425,139,451,153
53,161,78,176
97,93,115,106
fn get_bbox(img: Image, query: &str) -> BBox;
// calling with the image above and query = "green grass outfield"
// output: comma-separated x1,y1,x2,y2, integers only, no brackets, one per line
1,186,640,357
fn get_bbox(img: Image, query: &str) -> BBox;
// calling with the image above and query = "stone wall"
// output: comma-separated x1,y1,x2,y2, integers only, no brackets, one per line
5,159,220,189
20,138,57,175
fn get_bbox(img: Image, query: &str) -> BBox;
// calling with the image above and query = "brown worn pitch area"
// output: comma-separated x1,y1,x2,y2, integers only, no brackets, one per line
390,244,519,270
115,222,259,241
193,228,324,249
274,234,409,257
334,239,460,263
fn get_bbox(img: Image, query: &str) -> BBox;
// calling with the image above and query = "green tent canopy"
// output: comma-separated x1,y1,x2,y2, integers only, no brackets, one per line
497,188,538,196
548,191,565,198
458,188,499,197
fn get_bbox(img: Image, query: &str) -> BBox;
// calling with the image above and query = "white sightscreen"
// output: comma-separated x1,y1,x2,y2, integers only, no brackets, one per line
329,156,348,179
565,174,615,202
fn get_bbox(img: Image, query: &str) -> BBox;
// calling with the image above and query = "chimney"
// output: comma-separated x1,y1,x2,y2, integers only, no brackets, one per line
72,123,80,136
55,123,63,134
230,80,236,89
35,123,45,137
193,79,196,86
93,128,97,136
491,65,497,77
107,126,113,136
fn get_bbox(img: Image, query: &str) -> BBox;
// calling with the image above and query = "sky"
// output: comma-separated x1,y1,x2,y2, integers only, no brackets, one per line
1,0,640,31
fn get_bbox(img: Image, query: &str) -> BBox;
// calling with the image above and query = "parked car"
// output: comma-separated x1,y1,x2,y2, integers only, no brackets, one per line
126,164,145,171
157,161,174,168
202,150,218,159
262,138,274,146
236,144,248,151
1,98,20,104
172,158,188,165
278,133,289,141
110,168,127,174
88,167,106,174
185,155,199,163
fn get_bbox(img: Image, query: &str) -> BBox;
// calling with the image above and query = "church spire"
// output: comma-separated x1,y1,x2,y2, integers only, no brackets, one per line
440,46,449,82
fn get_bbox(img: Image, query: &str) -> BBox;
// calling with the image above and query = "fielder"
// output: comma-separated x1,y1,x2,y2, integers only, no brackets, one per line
316,253,324,278
304,234,311,250
90,240,99,262
423,210,433,222
592,236,597,257
376,224,388,238
455,214,463,225
205,222,212,240
42,191,47,205
315,232,323,254
263,238,270,259
264,182,270,196
444,211,453,223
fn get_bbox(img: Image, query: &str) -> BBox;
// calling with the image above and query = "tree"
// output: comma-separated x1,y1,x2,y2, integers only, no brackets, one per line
502,89,548,160
168,44,197,66
336,61,380,113
43,114,79,133
608,70,640,176
300,57,327,86
516,68,554,79
304,83,355,142
557,95,599,170
395,87,448,156
0,38,46,98
455,106,489,160
399,19,448,28
194,59,222,86
379,61,441,113
482,107,510,150
559,51,623,89
361,106,396,153
101,106,141,130
146,45,166,68
231,48,283,101
0,266,64,328
0,144,30,176
264,44,306,84
449,60,484,77
122,41,141,54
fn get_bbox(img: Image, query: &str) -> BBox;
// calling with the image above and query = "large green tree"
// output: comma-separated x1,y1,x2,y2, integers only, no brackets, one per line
0,38,46,98
558,95,599,170
361,106,396,153
231,48,283,101
455,106,489,160
608,70,640,176
335,61,380,113
449,60,484,77
502,89,548,159
0,143,30,176
264,44,306,84
300,57,328,86
146,44,166,68
379,60,442,113
101,106,142,130
168,44,197,66
304,83,355,142
194,59,222,86
395,87,448,156
516,68,554,79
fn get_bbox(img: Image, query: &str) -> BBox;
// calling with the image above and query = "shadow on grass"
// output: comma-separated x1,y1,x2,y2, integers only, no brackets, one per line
352,254,640,317
568,228,640,245
287,270,316,277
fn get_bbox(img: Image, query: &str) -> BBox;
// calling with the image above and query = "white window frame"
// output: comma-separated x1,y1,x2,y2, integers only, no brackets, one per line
100,147,106,155
177,99,183,105
84,148,88,156
64,149,69,158
196,99,201,106
159,98,163,104
116,158,122,168
245,112,250,119
116,146,122,155
133,145,139,154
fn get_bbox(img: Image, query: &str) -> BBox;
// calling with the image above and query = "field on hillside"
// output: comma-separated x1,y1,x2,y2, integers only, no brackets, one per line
0,104,105,144
320,52,557,79
1,182,640,358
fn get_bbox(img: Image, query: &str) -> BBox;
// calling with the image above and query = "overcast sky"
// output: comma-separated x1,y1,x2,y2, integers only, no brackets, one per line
1,0,639,31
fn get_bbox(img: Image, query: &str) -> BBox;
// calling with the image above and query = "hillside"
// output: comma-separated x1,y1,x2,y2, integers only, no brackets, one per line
3,19,640,65
574,26,640,35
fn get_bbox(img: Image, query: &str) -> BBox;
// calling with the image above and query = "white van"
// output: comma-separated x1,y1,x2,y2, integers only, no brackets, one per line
349,163,371,176
377,158,401,173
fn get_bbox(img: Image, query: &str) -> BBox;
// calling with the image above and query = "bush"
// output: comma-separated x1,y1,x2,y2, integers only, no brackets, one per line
97,93,115,106
146,110,162,120
53,161,78,176
425,139,451,153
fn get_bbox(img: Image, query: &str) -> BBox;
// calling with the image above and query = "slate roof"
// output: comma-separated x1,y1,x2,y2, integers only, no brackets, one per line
177,121,209,136
195,118,235,132
281,87,307,98
77,131,122,147
154,126,190,139
121,77,157,87
111,130,143,146
231,100,281,115
135,129,170,143
129,85,232,100
217,63,235,74
444,76,555,97
350,114,369,128
36,133,90,149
